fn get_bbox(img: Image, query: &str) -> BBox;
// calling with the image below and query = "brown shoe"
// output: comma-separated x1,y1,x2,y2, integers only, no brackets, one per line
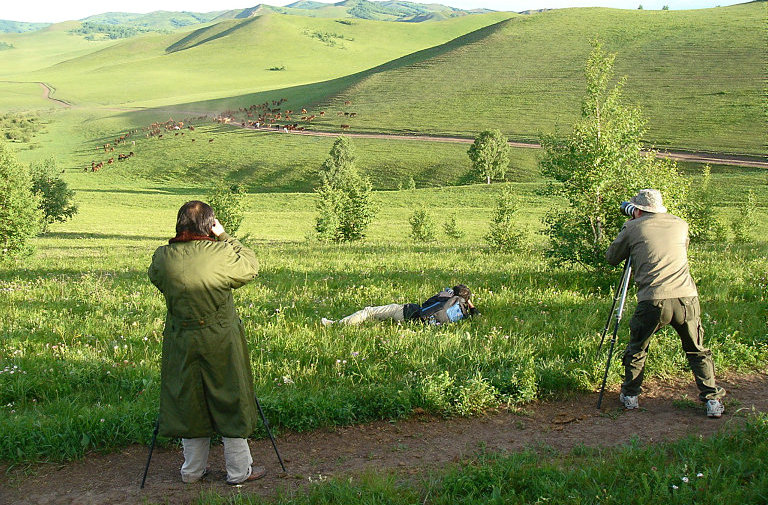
227,465,267,485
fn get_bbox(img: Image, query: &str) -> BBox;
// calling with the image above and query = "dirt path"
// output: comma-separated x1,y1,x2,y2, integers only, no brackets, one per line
37,82,71,107
237,123,768,169
2,372,765,505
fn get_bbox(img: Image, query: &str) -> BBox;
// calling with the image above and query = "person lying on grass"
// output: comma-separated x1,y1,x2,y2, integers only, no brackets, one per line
322,284,477,326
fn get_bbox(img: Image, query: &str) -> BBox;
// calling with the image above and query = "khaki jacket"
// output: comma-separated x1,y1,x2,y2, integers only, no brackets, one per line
605,213,697,302
148,232,259,438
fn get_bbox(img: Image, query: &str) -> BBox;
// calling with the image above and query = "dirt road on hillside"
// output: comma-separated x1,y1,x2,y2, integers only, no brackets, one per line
2,372,765,505
238,122,768,170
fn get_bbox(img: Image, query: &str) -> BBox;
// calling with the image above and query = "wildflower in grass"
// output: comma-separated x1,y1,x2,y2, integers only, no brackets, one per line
671,485,678,490
351,351,359,357
697,473,704,478
681,476,689,483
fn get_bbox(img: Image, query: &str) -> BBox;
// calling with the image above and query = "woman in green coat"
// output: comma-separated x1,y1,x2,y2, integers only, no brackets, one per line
148,200,266,484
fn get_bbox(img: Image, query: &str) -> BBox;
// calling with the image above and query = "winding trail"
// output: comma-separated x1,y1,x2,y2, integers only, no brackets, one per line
236,122,768,170
1,372,766,505
37,81,72,107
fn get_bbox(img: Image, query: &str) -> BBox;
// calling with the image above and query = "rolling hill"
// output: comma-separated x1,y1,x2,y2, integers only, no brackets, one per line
300,1,764,154
6,12,511,107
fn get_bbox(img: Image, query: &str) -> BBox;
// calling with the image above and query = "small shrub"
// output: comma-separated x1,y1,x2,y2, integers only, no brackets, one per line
730,189,756,243
409,208,437,242
0,141,42,260
314,136,375,242
485,187,522,252
443,214,465,240
685,165,725,243
30,157,78,232
208,182,248,234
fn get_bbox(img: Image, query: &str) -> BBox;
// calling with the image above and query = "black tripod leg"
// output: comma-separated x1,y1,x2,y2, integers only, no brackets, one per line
140,417,160,489
597,260,631,355
596,259,632,409
597,325,620,409
255,396,286,472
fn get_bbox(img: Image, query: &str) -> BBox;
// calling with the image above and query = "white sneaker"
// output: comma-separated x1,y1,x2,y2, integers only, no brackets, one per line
321,317,335,326
619,392,639,410
706,399,724,418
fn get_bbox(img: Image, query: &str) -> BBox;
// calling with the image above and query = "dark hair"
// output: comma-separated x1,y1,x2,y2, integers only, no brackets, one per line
176,201,215,236
453,284,471,301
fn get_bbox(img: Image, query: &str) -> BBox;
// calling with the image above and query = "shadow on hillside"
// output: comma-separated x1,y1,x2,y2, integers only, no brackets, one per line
75,188,202,196
165,16,260,53
42,231,164,241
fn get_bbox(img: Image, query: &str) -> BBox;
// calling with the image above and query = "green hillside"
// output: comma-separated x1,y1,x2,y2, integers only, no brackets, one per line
302,2,764,154
0,23,117,76
0,20,50,33
12,12,510,107
82,10,225,31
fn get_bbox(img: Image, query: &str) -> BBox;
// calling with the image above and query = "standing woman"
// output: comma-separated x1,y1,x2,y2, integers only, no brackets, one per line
148,200,266,484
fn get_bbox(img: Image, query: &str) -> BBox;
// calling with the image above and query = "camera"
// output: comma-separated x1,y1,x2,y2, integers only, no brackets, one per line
620,201,637,217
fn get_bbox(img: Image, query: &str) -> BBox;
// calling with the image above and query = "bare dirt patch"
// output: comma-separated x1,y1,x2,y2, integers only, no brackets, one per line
2,372,766,505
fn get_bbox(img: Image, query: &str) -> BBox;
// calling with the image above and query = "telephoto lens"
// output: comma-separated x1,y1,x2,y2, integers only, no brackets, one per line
620,201,637,217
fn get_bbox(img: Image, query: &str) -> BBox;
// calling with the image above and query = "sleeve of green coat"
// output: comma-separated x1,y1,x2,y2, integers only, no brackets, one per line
147,248,164,293
218,232,259,289
605,224,630,266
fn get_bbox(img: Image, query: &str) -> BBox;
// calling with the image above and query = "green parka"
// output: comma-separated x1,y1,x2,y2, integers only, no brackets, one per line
148,232,259,439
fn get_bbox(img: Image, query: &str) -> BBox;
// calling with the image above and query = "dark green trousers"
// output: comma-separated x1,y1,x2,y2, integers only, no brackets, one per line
621,296,725,402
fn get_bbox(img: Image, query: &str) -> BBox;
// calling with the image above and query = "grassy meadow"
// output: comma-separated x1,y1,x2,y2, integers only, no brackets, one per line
1,170,767,463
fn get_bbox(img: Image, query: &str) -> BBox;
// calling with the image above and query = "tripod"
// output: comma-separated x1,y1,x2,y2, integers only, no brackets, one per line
140,394,285,489
596,258,632,409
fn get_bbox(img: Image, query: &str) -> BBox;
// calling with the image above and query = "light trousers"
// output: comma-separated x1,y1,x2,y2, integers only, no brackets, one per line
181,437,253,484
339,303,404,325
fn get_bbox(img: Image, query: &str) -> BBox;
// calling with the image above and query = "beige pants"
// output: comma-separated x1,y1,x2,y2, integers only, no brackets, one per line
181,437,253,483
339,303,404,325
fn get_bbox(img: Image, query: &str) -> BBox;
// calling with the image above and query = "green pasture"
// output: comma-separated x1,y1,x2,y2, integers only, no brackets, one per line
1,173,766,463
60,121,541,192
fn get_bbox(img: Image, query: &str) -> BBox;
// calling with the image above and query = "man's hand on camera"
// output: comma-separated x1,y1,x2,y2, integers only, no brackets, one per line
211,219,225,238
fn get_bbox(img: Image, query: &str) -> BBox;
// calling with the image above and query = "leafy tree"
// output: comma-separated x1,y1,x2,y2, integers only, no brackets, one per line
540,40,689,269
208,182,248,234
30,158,78,232
409,207,437,242
0,141,41,261
315,136,375,242
467,129,511,184
485,186,523,252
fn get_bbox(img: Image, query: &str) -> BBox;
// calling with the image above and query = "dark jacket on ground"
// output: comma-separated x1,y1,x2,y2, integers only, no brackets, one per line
148,232,259,438
605,212,698,302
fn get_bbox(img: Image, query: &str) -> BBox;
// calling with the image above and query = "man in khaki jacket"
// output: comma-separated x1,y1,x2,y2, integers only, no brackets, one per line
606,189,725,418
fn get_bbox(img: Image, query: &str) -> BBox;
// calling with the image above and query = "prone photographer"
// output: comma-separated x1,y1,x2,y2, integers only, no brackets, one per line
605,189,725,417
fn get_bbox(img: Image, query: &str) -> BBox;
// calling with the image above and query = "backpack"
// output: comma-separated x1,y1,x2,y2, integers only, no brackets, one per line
418,288,468,325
